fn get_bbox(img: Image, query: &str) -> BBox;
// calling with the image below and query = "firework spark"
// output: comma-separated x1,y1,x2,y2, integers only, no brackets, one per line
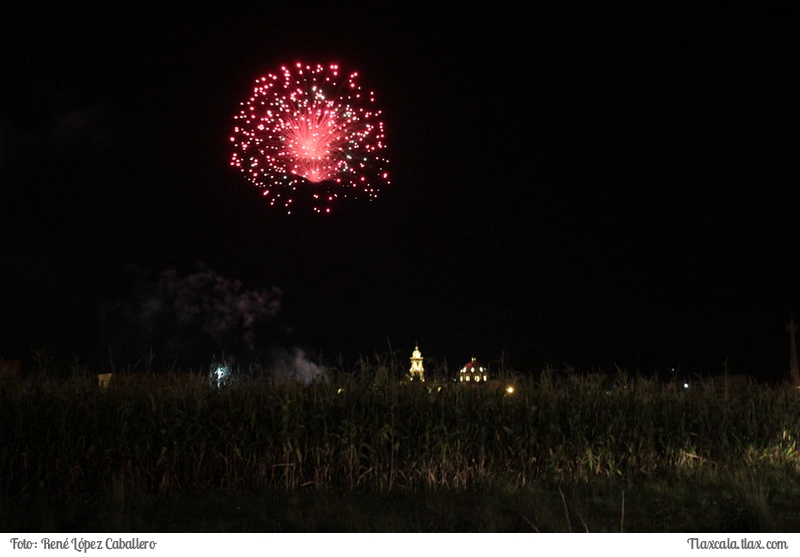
230,62,389,214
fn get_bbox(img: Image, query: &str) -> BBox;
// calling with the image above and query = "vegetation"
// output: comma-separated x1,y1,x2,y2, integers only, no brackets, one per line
2,355,800,532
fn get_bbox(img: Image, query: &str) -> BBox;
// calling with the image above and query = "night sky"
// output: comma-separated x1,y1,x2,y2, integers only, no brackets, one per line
2,4,798,379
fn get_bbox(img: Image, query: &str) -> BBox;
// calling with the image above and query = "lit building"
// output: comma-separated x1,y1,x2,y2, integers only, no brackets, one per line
409,344,425,382
459,357,488,382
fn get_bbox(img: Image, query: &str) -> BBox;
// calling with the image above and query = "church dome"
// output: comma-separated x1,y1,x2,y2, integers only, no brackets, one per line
459,357,488,382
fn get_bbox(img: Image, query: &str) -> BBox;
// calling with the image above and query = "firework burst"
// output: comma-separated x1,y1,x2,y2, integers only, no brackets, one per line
230,62,389,214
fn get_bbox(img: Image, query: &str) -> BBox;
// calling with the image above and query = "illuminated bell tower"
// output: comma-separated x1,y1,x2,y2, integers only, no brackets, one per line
409,344,425,382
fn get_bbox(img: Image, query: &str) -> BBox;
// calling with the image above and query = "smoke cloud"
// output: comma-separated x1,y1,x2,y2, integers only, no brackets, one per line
270,346,328,384
102,264,286,369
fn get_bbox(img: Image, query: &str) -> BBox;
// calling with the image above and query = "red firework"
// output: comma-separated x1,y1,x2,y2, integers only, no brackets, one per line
230,62,390,214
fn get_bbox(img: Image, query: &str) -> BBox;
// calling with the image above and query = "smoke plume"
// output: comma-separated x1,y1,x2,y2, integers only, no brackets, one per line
102,264,284,369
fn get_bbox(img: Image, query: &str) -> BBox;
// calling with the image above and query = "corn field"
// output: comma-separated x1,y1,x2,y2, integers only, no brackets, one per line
2,365,799,500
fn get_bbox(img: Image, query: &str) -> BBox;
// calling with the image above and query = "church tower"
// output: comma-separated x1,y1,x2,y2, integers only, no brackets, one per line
409,344,425,382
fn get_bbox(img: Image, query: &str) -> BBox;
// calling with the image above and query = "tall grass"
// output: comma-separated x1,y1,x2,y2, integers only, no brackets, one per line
2,362,799,502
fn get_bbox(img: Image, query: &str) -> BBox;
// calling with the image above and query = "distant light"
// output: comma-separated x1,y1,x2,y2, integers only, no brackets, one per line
505,385,515,394
211,364,230,388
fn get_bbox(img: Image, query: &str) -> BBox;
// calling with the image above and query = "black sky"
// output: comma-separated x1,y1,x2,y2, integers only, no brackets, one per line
2,3,799,379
